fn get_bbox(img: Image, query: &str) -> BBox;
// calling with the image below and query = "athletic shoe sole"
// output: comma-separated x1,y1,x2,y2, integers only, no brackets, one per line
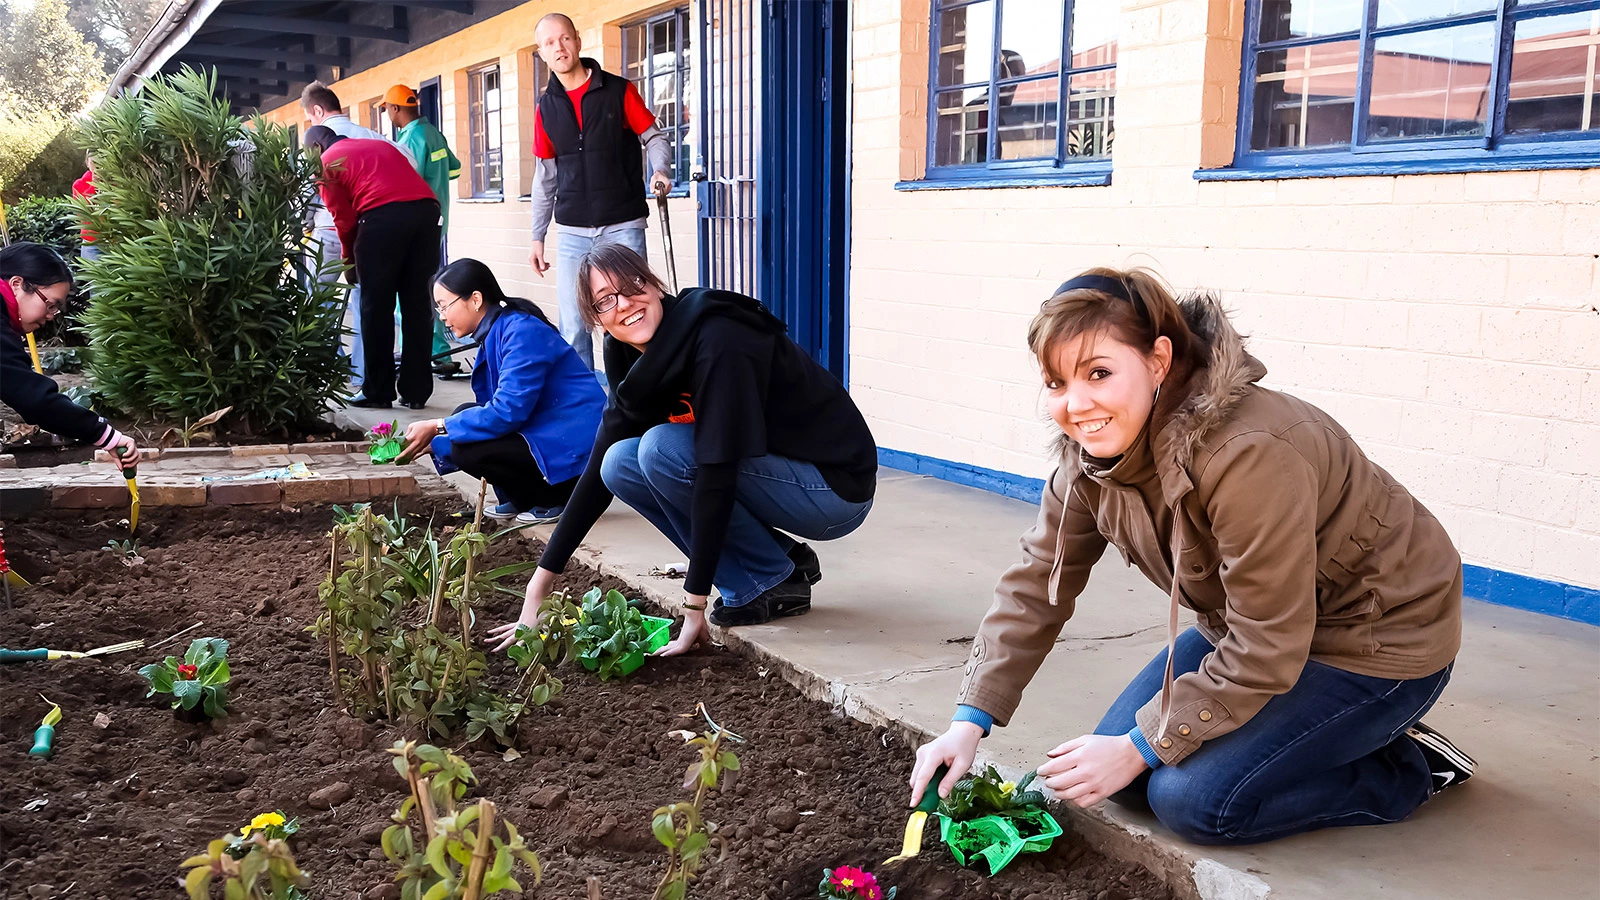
1406,724,1477,774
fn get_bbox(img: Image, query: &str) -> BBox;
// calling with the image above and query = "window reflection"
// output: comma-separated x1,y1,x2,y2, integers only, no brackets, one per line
1506,9,1600,134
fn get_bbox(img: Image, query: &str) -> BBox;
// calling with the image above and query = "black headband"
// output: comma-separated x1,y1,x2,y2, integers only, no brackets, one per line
1052,274,1147,321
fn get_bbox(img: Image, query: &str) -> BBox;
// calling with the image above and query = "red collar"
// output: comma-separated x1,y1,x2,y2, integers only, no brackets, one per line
0,279,22,333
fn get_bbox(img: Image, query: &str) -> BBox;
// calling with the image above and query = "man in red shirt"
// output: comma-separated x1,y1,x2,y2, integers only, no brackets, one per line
528,12,672,371
72,153,99,261
305,125,440,410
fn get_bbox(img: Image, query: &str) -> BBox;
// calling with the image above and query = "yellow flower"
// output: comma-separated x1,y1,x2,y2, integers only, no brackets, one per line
240,812,285,837
999,781,1017,795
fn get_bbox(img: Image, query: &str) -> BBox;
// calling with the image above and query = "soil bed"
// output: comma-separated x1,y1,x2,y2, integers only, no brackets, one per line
0,502,1172,900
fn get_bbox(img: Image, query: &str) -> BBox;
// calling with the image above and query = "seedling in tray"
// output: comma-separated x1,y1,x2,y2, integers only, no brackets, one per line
366,420,404,465
139,637,231,719
935,766,1062,875
574,587,672,681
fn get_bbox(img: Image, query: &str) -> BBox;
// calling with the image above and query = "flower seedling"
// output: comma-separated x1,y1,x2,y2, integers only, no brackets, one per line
139,637,231,718
104,538,144,566
382,740,541,899
574,587,670,681
934,766,1061,875
225,811,300,860
651,703,743,900
183,831,309,900
366,420,404,465
819,866,897,900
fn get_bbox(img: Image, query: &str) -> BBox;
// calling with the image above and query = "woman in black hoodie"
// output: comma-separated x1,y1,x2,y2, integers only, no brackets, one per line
489,245,877,655
0,243,140,467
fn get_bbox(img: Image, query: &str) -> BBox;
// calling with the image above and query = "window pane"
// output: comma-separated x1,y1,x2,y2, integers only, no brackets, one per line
1375,0,1497,30
1365,23,1493,141
1258,0,1364,43
1067,68,1116,156
1071,0,1119,66
624,24,645,78
997,76,1058,158
1251,41,1360,149
999,0,1063,76
1506,9,1600,134
938,1,994,87
654,71,682,127
935,87,990,165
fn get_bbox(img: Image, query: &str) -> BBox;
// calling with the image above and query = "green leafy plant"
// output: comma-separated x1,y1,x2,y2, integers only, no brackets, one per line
104,537,143,566
368,420,403,464
818,866,897,900
76,66,348,434
225,811,301,861
652,703,743,900
183,831,310,900
936,766,1047,822
382,740,541,900
503,591,582,724
574,587,653,682
139,637,231,718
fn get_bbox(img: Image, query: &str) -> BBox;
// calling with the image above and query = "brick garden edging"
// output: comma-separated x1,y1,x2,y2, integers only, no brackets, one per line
0,442,421,516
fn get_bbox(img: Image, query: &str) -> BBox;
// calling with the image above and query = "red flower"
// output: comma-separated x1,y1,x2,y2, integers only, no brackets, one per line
177,663,198,680
828,866,881,899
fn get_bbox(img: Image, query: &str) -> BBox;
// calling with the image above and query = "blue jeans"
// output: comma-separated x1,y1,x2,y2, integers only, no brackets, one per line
1095,627,1452,845
555,224,649,370
599,423,873,605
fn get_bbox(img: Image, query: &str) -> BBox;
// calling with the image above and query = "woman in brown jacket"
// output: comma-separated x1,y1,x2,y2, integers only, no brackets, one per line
910,269,1475,845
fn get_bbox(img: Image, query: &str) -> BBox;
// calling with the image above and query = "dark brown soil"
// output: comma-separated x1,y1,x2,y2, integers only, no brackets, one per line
0,503,1172,900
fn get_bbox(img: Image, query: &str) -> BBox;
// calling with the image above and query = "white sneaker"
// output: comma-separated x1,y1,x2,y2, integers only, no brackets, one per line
515,505,564,526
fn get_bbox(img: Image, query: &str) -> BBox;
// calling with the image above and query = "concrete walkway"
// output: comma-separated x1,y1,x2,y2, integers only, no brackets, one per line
340,385,1600,900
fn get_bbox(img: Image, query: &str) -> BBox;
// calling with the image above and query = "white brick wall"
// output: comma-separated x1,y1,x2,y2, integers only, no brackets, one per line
850,0,1600,590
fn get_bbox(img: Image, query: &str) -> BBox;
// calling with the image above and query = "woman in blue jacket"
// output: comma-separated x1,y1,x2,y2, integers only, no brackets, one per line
399,259,605,523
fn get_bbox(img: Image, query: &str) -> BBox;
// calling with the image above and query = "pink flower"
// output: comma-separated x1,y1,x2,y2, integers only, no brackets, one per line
177,663,198,679
370,422,393,438
828,867,880,899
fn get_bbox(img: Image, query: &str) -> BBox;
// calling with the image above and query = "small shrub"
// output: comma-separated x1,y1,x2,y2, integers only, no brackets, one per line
652,703,743,900
139,637,231,718
182,829,309,900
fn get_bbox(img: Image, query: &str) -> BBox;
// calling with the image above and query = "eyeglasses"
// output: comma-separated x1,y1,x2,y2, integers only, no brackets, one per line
592,277,646,315
436,293,466,315
26,283,66,314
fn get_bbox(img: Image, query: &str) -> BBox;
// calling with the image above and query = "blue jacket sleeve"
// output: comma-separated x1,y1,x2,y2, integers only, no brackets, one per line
444,316,549,444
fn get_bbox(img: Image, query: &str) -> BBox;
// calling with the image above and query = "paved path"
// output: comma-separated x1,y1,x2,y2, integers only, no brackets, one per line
338,384,1600,900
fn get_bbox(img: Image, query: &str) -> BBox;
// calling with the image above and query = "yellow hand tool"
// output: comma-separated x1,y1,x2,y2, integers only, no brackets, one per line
884,764,948,866
116,447,140,533
0,639,146,663
30,696,61,759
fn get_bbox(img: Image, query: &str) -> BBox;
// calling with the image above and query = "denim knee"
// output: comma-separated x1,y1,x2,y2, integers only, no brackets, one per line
635,425,695,487
1145,765,1242,846
599,438,645,499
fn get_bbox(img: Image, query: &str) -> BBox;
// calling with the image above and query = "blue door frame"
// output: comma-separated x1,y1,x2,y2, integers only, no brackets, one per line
696,0,851,382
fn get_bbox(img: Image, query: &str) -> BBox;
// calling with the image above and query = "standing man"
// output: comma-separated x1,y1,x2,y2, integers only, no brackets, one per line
301,81,414,391
305,126,439,411
382,84,463,374
529,12,673,371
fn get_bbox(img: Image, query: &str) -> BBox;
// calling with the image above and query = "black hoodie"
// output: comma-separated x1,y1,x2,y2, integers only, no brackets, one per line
539,288,877,596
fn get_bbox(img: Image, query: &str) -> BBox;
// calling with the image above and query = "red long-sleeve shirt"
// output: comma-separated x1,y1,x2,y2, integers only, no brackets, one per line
317,138,437,265
72,170,95,243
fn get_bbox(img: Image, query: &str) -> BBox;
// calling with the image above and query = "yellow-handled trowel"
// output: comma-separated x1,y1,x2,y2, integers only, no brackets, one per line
116,447,140,533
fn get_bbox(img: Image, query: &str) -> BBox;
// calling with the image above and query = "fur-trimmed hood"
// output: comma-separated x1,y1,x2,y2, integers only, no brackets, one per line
1161,292,1268,471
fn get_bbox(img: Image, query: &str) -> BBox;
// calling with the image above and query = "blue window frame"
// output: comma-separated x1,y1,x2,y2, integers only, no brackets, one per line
1225,0,1600,176
921,0,1119,185
623,6,693,189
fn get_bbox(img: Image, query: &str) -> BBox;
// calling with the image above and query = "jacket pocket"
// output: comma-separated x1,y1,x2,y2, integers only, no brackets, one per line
1311,590,1379,656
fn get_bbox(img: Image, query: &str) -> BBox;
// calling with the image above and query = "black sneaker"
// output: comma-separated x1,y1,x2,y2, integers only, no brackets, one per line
709,578,812,627
433,360,463,377
1405,722,1476,793
787,541,822,585
347,394,392,409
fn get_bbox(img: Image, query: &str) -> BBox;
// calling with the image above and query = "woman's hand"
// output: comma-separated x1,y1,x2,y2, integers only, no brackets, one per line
398,419,441,463
653,599,709,657
909,721,984,807
1036,733,1148,808
488,566,558,651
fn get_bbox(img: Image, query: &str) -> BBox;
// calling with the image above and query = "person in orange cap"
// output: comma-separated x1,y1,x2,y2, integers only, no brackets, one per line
382,84,462,370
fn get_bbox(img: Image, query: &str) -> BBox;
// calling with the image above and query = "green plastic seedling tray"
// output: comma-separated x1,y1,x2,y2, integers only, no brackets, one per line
937,807,1063,875
579,614,673,678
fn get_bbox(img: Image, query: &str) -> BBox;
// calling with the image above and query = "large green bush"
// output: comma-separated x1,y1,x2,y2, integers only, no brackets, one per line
76,67,347,433
5,194,87,344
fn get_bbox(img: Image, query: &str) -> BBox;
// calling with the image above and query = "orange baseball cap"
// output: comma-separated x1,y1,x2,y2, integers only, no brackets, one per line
383,84,418,106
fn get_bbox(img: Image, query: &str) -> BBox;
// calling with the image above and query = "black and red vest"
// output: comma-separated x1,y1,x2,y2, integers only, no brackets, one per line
538,60,649,228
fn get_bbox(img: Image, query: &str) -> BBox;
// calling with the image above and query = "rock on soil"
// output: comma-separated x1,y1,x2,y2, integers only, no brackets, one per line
0,503,1174,900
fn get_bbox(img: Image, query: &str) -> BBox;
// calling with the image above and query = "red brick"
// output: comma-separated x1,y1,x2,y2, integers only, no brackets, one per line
291,441,352,455
52,484,130,508
161,447,232,459
142,482,207,507
209,481,282,505
0,454,15,469
283,475,352,505
231,444,290,457
370,471,419,498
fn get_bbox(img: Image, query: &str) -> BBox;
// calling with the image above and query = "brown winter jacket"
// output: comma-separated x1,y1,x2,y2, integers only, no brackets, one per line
956,294,1463,766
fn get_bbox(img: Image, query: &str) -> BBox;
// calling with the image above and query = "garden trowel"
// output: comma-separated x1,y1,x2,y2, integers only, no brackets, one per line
116,447,140,533
884,763,948,867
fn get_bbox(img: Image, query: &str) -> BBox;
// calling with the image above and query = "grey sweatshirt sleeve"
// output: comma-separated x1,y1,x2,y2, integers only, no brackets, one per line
639,124,673,185
529,157,557,243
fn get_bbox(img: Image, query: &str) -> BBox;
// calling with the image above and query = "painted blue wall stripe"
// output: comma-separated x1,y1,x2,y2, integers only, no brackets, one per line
879,446,1599,627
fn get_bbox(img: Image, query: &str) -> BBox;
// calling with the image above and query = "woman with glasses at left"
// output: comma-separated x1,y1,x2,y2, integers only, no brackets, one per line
0,242,140,469
397,258,605,525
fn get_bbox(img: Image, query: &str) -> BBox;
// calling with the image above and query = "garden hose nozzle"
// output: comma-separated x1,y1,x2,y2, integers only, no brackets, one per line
116,447,140,533
884,763,948,867
29,697,61,759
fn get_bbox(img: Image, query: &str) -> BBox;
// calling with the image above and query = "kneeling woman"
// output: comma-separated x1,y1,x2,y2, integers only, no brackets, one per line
490,245,877,656
910,268,1472,846
399,259,604,521
1,242,140,467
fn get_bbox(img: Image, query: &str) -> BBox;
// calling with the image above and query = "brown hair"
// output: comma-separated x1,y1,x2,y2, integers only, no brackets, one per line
573,243,669,329
300,81,342,114
1028,267,1207,418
